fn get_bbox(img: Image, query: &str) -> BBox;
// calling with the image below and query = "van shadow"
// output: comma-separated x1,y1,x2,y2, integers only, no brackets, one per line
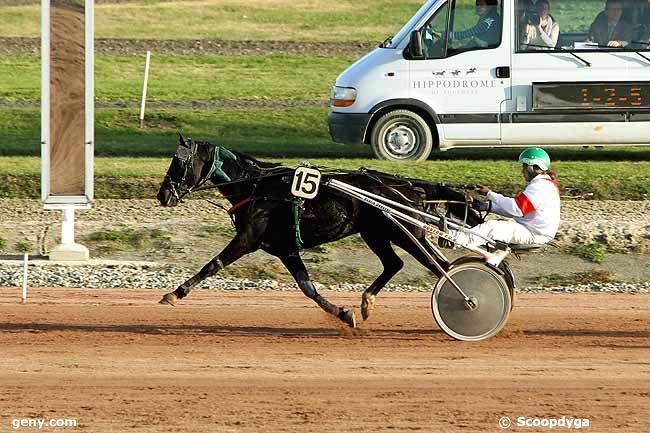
525,328,650,340
524,329,650,350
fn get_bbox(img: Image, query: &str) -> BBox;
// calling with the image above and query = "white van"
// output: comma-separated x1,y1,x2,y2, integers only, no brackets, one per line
328,0,650,161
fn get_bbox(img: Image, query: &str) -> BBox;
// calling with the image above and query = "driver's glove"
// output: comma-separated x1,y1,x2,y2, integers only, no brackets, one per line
471,198,491,212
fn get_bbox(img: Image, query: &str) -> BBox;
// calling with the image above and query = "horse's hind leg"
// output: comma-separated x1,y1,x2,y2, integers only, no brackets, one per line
159,229,262,305
280,253,356,328
359,230,404,321
391,234,445,278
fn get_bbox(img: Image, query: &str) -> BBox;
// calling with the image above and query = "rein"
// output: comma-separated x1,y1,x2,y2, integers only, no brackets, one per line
228,197,252,215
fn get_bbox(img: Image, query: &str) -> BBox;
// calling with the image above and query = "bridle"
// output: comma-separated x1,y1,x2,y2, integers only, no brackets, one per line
166,140,228,202
165,140,199,203
165,140,247,203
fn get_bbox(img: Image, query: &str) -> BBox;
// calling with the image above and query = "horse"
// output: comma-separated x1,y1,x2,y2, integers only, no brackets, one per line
157,135,483,328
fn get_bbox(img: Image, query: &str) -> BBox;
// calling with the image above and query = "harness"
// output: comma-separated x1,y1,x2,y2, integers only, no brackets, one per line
166,144,483,250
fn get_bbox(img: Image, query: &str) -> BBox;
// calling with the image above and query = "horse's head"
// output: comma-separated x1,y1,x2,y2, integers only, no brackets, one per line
157,135,239,207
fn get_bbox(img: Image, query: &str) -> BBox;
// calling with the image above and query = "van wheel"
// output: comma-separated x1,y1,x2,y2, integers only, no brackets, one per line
370,109,433,161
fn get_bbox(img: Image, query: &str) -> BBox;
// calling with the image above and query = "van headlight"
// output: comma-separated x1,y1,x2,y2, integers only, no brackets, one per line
330,86,357,107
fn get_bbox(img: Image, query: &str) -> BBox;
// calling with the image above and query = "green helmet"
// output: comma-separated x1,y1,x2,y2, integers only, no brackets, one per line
518,147,551,170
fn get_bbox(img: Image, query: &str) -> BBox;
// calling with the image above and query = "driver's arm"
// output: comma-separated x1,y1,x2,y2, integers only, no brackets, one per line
486,190,533,218
449,16,495,40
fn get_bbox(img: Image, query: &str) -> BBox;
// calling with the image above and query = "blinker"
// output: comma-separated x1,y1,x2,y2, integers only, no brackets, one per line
174,141,196,163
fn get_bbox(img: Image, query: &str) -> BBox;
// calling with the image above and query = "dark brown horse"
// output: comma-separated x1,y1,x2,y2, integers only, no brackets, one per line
157,136,482,327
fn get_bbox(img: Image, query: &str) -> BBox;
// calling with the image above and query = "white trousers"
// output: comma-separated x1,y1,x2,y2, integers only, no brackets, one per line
451,220,537,249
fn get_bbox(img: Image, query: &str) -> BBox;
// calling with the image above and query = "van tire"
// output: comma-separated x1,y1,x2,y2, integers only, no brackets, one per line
370,109,433,161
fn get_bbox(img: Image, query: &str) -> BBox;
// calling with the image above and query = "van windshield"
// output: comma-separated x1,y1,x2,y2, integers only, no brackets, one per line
391,0,440,48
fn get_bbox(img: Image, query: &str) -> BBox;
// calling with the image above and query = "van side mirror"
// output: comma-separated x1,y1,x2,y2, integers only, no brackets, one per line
409,30,424,59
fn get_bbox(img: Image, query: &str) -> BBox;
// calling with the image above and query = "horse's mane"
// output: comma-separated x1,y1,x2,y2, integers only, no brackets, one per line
228,148,283,170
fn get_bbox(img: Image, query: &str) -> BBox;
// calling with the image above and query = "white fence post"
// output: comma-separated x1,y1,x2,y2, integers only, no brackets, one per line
140,50,151,128
22,253,28,304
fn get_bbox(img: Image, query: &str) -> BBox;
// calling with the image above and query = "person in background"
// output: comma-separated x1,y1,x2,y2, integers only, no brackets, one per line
520,0,560,49
443,148,561,250
587,0,634,47
622,0,650,25
636,0,650,44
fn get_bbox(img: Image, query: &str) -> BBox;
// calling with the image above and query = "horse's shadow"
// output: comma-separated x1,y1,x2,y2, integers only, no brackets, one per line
2,322,649,342
0,322,440,340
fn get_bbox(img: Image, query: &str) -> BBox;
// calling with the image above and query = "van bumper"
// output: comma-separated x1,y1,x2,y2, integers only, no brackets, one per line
328,112,371,145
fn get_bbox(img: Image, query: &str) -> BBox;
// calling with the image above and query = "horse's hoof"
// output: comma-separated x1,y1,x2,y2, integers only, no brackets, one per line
361,292,376,321
339,308,357,328
159,292,177,306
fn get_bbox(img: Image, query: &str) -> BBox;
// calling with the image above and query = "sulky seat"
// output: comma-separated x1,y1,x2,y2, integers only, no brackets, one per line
507,242,558,254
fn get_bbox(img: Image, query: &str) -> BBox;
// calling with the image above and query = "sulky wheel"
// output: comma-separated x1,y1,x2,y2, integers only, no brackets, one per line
431,262,511,341
449,255,515,311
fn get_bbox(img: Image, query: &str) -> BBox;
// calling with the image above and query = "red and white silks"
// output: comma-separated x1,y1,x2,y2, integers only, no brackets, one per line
451,174,561,248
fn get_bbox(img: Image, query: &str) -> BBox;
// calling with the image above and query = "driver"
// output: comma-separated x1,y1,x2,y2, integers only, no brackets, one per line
449,0,502,48
444,148,561,249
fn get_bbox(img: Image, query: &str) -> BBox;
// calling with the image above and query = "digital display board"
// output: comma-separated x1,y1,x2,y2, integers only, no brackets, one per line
532,82,650,111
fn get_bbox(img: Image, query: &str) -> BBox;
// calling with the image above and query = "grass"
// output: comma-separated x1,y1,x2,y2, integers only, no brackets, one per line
0,108,339,157
15,240,33,253
4,106,650,160
87,227,168,243
571,242,607,263
0,0,424,41
0,0,605,40
221,262,286,281
85,227,171,254
0,55,355,103
553,0,606,33
531,270,614,287
1,107,649,200
1,152,649,199
0,0,648,200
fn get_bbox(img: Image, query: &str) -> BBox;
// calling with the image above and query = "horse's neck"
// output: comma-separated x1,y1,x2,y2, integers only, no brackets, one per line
215,160,255,202
218,184,247,204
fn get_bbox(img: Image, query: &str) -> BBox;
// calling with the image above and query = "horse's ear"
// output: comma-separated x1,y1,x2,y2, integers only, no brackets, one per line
177,133,187,147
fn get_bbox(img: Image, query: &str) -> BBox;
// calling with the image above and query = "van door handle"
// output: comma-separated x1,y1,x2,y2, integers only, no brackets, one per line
495,66,510,78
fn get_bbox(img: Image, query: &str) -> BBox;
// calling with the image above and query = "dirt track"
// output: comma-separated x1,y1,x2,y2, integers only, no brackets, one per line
0,288,648,433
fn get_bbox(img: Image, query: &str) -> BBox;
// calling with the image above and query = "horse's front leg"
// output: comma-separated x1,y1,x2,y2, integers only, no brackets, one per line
280,253,356,328
159,220,267,306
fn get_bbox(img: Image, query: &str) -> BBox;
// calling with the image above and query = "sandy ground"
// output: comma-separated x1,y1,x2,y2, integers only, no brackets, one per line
0,288,648,433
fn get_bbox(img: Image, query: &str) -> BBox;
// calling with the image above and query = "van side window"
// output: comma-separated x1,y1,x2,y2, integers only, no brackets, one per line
417,0,503,59
517,0,650,52
447,0,503,54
